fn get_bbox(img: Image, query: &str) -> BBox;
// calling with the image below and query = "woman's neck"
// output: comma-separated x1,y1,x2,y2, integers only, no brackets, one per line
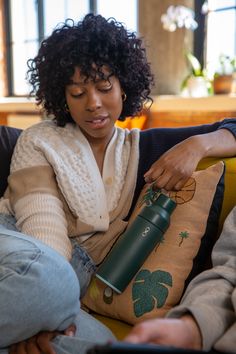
90,143,107,174
87,128,116,174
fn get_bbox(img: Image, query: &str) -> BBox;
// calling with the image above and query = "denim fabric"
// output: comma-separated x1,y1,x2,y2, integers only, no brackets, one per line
0,310,115,354
70,238,97,298
51,309,116,354
0,214,97,297
0,214,18,231
0,214,116,352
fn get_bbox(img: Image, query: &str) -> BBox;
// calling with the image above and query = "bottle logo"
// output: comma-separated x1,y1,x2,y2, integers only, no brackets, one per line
141,226,151,237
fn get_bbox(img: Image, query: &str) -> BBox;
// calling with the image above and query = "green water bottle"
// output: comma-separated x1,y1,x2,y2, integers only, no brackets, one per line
96,192,176,294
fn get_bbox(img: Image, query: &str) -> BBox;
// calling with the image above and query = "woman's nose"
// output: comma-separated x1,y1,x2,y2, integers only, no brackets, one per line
86,91,102,112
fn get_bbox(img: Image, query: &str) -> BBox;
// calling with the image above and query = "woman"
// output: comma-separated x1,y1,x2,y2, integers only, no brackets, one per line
0,13,236,354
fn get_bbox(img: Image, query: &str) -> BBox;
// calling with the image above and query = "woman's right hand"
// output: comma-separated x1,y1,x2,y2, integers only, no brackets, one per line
9,324,76,354
124,316,202,350
144,136,205,191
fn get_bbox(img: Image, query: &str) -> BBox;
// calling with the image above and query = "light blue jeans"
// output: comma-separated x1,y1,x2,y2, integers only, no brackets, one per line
0,214,116,353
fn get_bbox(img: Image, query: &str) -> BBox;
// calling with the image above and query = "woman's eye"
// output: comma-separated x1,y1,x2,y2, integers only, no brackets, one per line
98,82,112,92
71,92,84,98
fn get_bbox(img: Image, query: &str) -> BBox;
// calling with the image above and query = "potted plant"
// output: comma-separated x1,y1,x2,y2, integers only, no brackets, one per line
213,54,236,94
181,52,212,97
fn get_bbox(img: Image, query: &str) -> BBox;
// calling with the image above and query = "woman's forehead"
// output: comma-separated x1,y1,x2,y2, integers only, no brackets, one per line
69,65,113,85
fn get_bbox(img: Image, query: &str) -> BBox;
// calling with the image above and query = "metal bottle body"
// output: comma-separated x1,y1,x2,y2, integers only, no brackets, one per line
96,194,176,294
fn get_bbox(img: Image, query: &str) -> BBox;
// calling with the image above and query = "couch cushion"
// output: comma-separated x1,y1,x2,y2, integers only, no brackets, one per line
0,126,22,197
83,162,224,325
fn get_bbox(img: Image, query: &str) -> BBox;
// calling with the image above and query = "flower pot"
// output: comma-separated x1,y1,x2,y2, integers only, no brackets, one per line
185,76,209,97
213,74,234,94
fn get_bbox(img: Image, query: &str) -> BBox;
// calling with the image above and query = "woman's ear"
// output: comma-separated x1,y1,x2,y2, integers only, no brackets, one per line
121,92,127,102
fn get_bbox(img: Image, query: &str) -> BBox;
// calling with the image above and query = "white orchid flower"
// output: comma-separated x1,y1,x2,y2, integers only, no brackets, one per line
161,5,198,32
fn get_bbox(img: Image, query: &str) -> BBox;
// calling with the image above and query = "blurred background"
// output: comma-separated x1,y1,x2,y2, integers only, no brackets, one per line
0,0,235,129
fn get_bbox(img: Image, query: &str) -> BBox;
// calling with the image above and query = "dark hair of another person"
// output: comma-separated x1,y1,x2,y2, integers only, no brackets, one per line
27,13,154,127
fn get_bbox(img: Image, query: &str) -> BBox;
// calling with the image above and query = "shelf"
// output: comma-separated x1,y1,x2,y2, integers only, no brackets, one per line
151,94,236,111
145,95,236,128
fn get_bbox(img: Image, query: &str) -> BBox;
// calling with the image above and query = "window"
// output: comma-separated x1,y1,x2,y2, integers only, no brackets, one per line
43,0,89,37
97,0,137,32
6,0,234,97
5,0,137,96
9,0,38,95
204,0,236,75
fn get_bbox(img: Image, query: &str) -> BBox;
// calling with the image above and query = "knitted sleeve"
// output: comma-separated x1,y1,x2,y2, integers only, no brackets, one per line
14,193,71,259
8,126,72,260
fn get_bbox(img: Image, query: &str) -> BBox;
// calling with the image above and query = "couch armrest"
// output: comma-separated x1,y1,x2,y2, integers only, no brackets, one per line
197,157,236,232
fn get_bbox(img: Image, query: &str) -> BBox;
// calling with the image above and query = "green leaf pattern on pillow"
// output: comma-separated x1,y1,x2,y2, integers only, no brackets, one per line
132,269,172,317
179,230,190,246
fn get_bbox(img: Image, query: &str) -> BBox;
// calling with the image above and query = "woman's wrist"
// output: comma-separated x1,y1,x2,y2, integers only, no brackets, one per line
187,134,210,160
181,314,203,350
191,129,236,159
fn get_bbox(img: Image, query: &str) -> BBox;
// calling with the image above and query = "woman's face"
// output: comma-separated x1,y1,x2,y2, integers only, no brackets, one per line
65,66,123,145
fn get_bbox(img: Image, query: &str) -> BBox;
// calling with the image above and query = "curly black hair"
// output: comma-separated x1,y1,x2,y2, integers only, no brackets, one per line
27,13,154,126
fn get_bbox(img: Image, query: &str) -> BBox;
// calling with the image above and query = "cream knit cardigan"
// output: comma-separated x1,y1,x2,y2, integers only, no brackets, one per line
0,120,140,262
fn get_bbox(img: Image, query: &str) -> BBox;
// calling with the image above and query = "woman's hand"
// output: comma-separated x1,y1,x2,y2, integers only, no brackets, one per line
144,136,206,191
144,127,236,191
9,324,76,354
124,316,202,350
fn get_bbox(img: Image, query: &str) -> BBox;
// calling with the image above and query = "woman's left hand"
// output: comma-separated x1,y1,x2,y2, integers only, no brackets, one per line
9,324,76,354
144,136,205,191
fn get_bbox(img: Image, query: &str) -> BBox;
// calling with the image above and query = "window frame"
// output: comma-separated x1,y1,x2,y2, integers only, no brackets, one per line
194,0,236,72
193,0,205,68
3,0,235,97
3,0,96,96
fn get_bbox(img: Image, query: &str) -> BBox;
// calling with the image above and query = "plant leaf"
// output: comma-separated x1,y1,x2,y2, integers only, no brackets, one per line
186,52,202,76
132,269,172,317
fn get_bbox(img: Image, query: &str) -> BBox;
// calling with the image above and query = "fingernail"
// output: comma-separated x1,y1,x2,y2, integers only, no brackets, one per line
144,177,151,183
67,331,75,337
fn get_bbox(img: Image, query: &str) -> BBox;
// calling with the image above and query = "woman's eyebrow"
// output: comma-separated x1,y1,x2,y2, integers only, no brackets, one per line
68,74,113,86
68,80,84,86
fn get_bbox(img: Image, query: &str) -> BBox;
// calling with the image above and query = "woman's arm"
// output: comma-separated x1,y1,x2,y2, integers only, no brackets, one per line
143,119,236,190
7,127,72,260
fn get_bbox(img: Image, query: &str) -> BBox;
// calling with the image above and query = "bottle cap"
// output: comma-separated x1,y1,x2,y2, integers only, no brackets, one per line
139,193,176,232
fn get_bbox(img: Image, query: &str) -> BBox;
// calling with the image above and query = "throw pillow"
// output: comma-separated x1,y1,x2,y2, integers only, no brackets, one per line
82,162,224,324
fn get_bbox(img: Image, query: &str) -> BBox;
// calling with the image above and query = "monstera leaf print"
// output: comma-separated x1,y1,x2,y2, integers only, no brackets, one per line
132,269,172,317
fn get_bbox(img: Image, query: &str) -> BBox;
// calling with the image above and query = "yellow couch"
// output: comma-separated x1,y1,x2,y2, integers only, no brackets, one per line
0,126,235,340
94,156,236,339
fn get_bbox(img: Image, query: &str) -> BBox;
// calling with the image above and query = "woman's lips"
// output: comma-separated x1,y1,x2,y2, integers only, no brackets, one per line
86,116,109,129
